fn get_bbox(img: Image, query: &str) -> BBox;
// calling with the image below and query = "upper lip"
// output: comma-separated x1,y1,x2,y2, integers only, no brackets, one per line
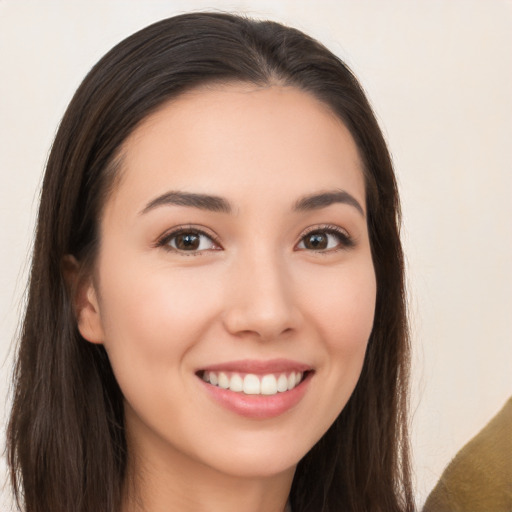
198,358,312,374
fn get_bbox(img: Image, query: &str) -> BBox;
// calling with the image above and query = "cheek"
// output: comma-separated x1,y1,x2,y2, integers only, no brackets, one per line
95,261,228,442
307,260,376,352
96,260,223,378
303,258,376,401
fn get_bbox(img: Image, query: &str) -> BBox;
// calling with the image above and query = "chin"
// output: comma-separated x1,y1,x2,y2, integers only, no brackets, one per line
191,429,317,480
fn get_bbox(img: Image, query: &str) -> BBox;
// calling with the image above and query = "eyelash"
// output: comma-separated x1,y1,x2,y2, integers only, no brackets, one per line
155,225,222,256
296,224,354,253
155,223,354,255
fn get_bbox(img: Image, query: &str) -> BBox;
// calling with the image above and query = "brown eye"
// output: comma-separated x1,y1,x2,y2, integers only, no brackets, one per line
175,233,200,250
303,232,329,250
164,230,217,252
297,228,353,252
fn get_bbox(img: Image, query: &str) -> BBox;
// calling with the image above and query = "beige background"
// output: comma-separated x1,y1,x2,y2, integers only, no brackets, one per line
1,1,511,509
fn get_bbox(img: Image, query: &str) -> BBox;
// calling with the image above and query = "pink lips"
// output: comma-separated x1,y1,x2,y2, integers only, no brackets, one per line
197,359,313,419
200,358,311,374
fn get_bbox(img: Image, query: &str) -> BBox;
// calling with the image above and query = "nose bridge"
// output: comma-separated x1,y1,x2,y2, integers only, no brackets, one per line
223,244,300,340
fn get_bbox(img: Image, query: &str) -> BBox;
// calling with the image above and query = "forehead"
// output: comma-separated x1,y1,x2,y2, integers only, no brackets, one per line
107,83,366,217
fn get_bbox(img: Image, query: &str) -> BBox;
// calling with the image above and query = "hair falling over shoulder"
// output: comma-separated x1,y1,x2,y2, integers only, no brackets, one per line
7,12,414,512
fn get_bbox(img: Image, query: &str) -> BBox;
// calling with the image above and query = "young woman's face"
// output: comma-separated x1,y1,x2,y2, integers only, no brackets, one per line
79,84,376,480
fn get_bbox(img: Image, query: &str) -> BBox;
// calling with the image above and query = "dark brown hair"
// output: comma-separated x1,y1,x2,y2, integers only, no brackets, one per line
7,12,413,512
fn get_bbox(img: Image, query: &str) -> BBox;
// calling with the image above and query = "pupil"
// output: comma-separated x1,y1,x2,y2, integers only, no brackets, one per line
307,233,327,249
177,233,199,250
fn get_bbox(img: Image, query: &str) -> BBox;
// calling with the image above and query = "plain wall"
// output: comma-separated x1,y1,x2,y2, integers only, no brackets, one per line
1,1,511,509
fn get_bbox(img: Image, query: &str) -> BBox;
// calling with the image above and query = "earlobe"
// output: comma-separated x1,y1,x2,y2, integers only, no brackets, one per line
62,255,105,344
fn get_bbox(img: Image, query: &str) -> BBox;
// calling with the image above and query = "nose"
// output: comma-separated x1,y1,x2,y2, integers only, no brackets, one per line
222,250,302,341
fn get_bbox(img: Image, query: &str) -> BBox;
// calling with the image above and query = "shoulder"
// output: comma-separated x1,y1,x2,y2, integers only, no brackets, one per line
423,397,512,512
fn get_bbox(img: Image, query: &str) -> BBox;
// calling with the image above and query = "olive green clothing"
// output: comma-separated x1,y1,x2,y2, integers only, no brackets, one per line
423,397,512,512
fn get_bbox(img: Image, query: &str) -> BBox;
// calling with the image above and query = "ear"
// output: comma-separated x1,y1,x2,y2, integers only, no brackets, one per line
62,255,105,344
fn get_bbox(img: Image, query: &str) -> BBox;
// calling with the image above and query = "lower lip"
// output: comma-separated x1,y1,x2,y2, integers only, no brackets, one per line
200,373,312,419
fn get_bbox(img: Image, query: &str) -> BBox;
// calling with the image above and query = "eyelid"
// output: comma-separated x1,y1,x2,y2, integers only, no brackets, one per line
155,224,223,253
295,224,354,251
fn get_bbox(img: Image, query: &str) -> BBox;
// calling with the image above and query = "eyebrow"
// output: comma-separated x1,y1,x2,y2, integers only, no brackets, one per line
140,191,232,215
294,190,365,216
140,189,364,217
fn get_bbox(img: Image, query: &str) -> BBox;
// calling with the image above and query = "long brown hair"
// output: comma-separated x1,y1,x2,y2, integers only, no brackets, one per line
7,12,414,512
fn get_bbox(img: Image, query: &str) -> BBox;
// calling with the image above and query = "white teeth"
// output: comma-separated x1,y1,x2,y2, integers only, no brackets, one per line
277,373,288,392
218,372,229,389
243,374,260,394
202,370,305,395
261,375,277,395
230,373,243,392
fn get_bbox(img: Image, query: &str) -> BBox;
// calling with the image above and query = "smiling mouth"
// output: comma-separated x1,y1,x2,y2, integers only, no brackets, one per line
197,370,312,396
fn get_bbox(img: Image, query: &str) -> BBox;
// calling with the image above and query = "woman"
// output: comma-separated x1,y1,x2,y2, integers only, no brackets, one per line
7,12,413,512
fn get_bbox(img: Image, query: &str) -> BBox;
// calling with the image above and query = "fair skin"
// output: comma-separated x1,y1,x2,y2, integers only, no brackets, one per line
74,84,376,512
